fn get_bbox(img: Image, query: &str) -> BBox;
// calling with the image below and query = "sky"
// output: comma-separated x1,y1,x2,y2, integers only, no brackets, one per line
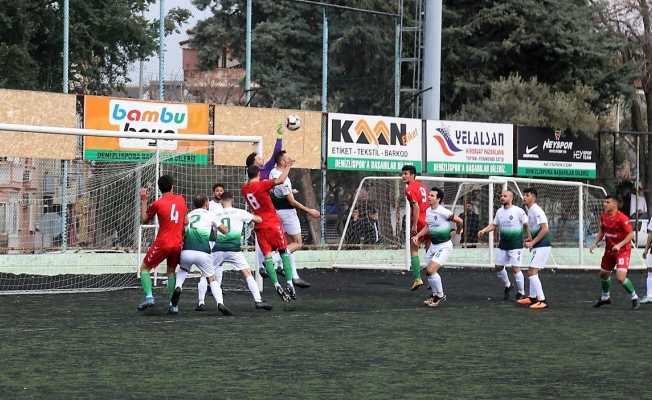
127,0,212,84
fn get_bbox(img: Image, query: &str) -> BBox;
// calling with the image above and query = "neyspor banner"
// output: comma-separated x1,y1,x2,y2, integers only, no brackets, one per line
327,113,423,172
516,126,596,179
425,120,513,175
83,96,209,164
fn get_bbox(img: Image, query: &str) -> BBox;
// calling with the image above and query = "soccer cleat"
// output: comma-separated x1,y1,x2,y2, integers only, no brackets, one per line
503,286,513,301
530,301,548,310
167,304,179,314
425,294,447,308
170,287,182,307
593,298,612,308
632,297,640,310
514,292,525,301
292,278,311,288
640,296,652,304
255,301,273,311
195,303,206,311
218,303,233,316
517,297,535,306
410,278,424,291
285,284,297,300
137,297,155,311
274,285,291,302
423,295,436,305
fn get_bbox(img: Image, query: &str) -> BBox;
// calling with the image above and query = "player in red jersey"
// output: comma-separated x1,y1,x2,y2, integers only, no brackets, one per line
401,165,430,290
590,195,640,309
242,163,295,302
137,175,188,311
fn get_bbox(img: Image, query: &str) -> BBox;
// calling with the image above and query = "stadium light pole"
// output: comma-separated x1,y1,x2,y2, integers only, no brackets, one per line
245,0,252,106
159,0,165,101
320,8,328,245
63,0,69,94
422,0,442,120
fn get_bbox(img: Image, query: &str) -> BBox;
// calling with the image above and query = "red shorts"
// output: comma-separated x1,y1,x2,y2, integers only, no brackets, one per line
412,218,430,244
143,242,181,272
256,225,288,255
600,247,631,271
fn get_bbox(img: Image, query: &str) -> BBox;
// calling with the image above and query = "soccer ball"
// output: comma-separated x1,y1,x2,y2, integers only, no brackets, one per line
286,115,302,131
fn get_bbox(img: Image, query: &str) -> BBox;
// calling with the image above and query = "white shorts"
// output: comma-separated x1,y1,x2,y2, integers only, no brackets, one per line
276,208,301,236
495,248,523,267
529,246,551,268
426,241,453,266
212,251,250,271
647,253,652,268
180,250,215,277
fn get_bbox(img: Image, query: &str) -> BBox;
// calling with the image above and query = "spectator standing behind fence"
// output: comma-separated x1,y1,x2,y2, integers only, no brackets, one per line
345,208,364,246
458,203,480,247
360,209,382,245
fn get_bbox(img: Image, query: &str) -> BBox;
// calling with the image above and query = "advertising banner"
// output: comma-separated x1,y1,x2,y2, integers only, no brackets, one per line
516,126,597,179
426,120,513,175
327,113,423,172
83,96,209,164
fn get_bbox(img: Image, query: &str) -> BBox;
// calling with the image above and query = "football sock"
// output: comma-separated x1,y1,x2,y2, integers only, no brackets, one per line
255,240,265,268
246,275,262,302
166,275,176,302
647,273,652,297
209,280,224,305
290,252,300,280
514,270,525,294
427,273,443,297
264,256,279,285
601,277,611,299
410,256,421,280
621,278,637,299
175,269,188,289
528,276,537,298
280,252,293,285
496,268,510,287
140,271,153,298
272,251,282,266
197,277,208,304
529,274,545,301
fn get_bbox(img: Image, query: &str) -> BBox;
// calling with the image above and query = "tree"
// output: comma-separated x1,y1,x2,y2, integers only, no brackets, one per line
0,0,190,94
441,0,632,117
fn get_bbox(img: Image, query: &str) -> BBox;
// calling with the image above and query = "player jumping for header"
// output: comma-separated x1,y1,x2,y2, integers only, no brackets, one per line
590,195,640,310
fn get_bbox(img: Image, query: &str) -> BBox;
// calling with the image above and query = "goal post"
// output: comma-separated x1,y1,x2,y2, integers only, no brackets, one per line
334,174,643,271
0,123,264,294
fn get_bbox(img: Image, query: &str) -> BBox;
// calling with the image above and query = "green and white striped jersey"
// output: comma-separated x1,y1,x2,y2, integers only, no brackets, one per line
425,205,454,245
493,205,527,250
212,207,255,252
183,208,221,254
526,203,551,248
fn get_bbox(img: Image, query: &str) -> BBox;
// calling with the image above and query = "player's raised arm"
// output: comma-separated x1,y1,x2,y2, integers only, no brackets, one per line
271,161,292,186
139,188,152,224
286,191,320,219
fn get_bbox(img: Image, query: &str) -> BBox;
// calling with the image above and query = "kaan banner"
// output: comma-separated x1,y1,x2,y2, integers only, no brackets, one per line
327,113,423,172
83,96,209,164
425,120,514,175
516,126,597,179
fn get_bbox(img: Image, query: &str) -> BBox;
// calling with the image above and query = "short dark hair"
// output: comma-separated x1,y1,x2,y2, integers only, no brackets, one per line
401,165,417,176
212,183,224,192
605,194,620,204
245,152,257,168
274,150,287,165
158,175,173,193
523,187,537,197
247,165,260,179
431,186,444,201
221,191,234,201
193,193,208,209
502,188,515,196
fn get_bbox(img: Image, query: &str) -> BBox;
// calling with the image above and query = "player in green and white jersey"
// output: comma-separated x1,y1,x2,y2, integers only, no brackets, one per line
196,192,273,311
169,194,229,315
478,189,528,301
413,187,463,307
518,188,550,309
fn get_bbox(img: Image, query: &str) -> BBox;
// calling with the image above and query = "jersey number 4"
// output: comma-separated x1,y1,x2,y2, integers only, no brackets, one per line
170,204,180,223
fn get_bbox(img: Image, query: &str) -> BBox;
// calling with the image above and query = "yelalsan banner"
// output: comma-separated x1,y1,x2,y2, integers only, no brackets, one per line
83,96,209,164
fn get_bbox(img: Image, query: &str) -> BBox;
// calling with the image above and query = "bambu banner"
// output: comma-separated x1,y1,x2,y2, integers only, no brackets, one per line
83,96,209,164
426,120,513,175
327,113,423,172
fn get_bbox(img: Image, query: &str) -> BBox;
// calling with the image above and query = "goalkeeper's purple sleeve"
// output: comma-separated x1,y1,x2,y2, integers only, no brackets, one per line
260,138,283,179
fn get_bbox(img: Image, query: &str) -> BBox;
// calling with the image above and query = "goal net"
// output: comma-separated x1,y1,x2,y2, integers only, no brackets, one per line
0,124,262,294
334,175,637,270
